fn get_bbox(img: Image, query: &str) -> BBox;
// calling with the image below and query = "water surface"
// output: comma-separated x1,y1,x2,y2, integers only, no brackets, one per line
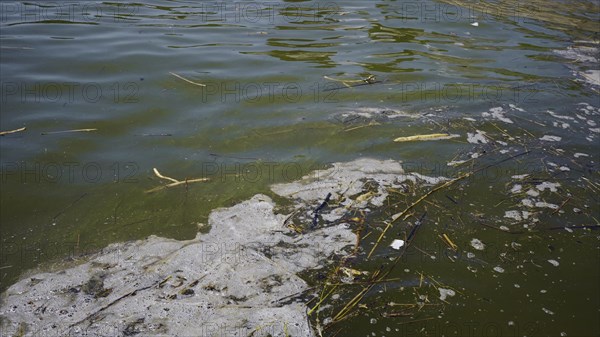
1,1,599,336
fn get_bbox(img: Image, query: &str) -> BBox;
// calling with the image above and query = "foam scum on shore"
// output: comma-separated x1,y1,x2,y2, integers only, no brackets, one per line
1,158,446,337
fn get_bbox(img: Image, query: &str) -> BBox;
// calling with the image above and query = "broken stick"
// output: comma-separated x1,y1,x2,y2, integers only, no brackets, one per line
170,72,206,87
0,127,26,136
146,168,209,193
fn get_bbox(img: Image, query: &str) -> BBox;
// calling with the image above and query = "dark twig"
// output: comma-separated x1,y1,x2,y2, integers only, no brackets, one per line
547,225,600,230
312,193,332,229
407,212,427,243
51,193,88,222
69,280,159,329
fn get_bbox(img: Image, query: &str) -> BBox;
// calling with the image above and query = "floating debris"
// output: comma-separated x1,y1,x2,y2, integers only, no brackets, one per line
554,43,600,88
339,267,368,279
393,133,460,142
581,70,600,86
441,233,458,251
134,133,172,137
1,193,345,336
0,127,26,136
554,45,598,63
482,107,513,124
504,210,529,221
324,74,379,89
3,155,414,337
467,130,488,144
493,266,505,273
548,259,560,267
539,135,562,142
438,288,456,301
311,192,332,228
542,307,555,315
552,121,570,129
505,210,522,220
470,238,485,250
334,107,417,126
169,71,206,87
535,201,559,209
522,198,534,207
537,182,560,192
390,239,405,250
547,110,575,120
41,128,97,135
447,159,468,166
146,168,209,193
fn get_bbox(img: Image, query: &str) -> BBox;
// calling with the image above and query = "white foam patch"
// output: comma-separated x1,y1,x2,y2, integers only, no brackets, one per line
522,198,534,207
439,288,456,301
0,194,327,337
470,238,485,250
504,210,522,221
581,70,600,86
390,239,405,250
554,46,598,63
467,130,488,144
540,135,562,142
535,201,559,209
536,182,560,192
547,110,574,120
1,158,449,337
482,107,513,124
509,104,525,112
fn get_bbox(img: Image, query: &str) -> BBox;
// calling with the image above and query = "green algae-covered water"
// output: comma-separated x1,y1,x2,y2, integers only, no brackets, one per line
1,1,598,336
